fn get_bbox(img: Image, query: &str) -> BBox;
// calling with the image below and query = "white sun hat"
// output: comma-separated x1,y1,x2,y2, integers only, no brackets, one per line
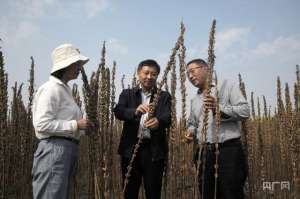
51,43,89,74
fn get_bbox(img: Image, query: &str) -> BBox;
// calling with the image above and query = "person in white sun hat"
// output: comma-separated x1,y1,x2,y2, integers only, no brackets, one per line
32,43,89,199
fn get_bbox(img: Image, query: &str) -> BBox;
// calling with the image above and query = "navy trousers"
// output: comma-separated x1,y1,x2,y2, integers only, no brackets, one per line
121,141,165,199
195,139,247,199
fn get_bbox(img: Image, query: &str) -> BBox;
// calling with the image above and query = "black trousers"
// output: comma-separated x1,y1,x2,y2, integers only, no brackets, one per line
195,138,247,199
121,141,165,199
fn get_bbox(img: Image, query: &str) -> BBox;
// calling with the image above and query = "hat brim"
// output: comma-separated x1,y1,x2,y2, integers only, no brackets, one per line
51,54,89,74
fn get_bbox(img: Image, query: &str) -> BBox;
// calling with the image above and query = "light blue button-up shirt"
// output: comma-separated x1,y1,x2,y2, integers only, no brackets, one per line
187,79,250,143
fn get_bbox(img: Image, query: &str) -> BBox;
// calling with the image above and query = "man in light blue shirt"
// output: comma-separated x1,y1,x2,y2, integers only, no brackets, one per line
185,58,250,199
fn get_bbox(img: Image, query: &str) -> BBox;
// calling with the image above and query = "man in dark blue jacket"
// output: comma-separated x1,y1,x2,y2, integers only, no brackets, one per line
114,59,171,199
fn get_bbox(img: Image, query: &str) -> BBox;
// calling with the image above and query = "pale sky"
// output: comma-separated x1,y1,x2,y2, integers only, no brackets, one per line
1,0,299,113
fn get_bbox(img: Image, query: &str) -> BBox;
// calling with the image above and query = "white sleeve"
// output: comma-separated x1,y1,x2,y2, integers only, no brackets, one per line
33,88,78,134
220,82,250,122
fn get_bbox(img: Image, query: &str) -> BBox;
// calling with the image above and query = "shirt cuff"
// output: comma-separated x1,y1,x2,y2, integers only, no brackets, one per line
187,126,196,136
220,104,234,117
70,120,78,132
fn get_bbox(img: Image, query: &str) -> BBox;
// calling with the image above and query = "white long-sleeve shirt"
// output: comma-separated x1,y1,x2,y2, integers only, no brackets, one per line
32,76,83,140
187,79,250,143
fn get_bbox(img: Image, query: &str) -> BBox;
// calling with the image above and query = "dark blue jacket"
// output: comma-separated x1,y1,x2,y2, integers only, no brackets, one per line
114,87,171,161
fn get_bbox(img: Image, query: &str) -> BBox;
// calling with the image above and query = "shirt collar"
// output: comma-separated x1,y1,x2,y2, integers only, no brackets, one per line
197,83,216,95
134,84,156,96
49,75,64,85
49,76,71,90
139,84,150,96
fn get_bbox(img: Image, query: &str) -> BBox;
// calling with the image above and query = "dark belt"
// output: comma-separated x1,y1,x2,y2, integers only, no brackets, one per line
40,136,79,145
206,138,241,150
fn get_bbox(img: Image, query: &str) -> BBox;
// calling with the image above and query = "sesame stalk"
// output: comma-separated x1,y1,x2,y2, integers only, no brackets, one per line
195,19,216,199
178,21,187,131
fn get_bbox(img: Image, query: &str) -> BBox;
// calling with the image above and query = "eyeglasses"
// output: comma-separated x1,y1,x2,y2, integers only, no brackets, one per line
186,66,202,76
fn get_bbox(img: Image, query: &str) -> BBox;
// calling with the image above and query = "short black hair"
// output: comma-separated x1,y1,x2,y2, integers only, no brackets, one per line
186,59,208,68
137,59,160,74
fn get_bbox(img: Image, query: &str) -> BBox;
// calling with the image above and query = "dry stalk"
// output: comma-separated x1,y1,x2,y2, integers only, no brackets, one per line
196,19,216,199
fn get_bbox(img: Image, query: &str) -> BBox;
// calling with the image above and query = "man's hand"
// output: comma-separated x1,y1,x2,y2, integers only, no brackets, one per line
144,117,159,130
135,104,149,116
184,131,195,144
203,94,216,114
77,118,88,130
